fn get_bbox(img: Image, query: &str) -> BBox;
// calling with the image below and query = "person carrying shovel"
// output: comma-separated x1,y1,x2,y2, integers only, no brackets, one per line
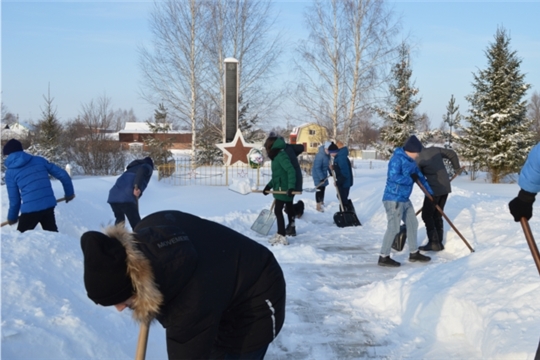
508,142,540,358
378,135,433,267
80,210,286,360
415,145,462,251
263,136,298,245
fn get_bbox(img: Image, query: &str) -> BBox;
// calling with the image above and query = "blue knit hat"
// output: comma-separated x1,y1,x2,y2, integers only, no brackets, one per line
403,135,423,153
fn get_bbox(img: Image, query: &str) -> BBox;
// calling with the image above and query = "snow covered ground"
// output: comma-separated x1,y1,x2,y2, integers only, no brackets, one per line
2,159,540,359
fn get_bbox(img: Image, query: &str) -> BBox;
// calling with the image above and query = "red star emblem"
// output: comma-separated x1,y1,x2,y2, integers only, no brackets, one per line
216,129,256,165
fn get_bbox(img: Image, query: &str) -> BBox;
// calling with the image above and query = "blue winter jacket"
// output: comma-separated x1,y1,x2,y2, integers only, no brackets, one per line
312,145,331,187
5,151,74,221
519,143,540,193
107,159,153,204
382,147,433,202
333,147,353,189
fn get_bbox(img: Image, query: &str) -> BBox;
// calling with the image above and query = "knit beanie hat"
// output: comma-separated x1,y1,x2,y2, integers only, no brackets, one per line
3,139,23,156
328,142,339,154
403,135,423,153
80,231,134,306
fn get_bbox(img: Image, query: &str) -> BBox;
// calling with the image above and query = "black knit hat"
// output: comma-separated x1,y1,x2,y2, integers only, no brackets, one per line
328,142,339,154
403,135,423,153
3,139,23,156
80,231,134,306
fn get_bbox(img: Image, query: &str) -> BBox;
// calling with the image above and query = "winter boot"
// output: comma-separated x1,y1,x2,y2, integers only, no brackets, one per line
316,202,323,212
409,251,431,263
436,227,445,250
285,222,296,237
378,256,401,267
269,234,289,246
419,229,443,251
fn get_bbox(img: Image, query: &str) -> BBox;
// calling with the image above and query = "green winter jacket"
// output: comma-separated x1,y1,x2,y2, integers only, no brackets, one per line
266,137,297,202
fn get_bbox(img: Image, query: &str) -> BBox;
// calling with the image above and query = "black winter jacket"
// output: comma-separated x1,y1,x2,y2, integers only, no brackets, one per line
415,147,461,196
105,210,286,359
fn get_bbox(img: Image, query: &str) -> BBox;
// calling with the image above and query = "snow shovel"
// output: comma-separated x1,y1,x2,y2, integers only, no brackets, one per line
303,176,332,193
331,170,361,228
135,322,150,360
251,200,277,236
1,196,70,227
520,218,540,276
415,179,475,253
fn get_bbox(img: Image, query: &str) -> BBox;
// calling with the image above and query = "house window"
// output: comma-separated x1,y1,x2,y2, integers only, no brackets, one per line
309,129,316,135
310,142,319,148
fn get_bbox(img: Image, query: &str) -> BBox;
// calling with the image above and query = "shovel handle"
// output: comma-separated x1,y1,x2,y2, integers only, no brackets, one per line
520,218,540,276
252,190,302,195
415,180,475,253
2,197,68,227
135,322,150,360
415,167,464,216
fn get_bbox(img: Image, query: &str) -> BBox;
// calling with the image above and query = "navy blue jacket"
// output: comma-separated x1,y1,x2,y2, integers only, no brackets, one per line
383,147,432,202
333,147,353,189
5,151,74,221
107,159,153,204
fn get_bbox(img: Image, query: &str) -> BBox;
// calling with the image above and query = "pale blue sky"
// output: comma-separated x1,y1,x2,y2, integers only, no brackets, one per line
2,1,539,129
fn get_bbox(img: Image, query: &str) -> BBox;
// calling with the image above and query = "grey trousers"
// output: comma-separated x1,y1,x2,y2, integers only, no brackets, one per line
380,200,419,256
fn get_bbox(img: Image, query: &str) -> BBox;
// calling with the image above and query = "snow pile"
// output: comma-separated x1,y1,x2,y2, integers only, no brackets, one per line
2,162,540,359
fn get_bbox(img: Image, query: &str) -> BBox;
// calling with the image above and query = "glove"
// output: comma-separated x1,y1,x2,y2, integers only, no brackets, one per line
411,173,419,182
509,189,536,222
7,219,17,225
263,185,271,196
286,189,294,197
65,194,75,203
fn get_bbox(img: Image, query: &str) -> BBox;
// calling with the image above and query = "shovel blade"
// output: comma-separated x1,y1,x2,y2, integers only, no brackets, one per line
251,209,276,235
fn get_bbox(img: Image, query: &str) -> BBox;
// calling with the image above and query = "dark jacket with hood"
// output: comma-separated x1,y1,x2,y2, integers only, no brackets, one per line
266,137,297,202
333,147,353,189
107,158,153,204
284,143,304,191
104,210,286,359
415,147,461,196
4,151,74,221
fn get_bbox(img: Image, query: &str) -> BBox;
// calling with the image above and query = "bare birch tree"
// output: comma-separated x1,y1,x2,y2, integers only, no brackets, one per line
294,0,399,143
139,0,208,157
140,0,284,156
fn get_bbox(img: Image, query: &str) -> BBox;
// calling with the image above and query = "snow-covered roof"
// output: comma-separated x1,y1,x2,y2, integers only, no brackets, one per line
1,123,30,140
119,122,190,134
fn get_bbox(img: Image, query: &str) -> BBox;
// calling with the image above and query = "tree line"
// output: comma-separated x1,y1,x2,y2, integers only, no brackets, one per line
2,1,540,182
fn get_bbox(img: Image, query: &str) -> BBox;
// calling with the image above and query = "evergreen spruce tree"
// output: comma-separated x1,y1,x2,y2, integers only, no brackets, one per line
29,86,65,166
238,95,265,143
143,104,173,169
375,42,421,159
195,106,223,166
458,27,534,183
442,94,461,149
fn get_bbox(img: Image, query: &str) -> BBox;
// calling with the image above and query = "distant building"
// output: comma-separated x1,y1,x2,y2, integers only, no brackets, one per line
289,123,329,155
1,123,31,141
118,122,192,152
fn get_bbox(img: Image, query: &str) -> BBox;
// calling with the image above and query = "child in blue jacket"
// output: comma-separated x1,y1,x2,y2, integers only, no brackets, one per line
379,135,433,267
3,138,75,232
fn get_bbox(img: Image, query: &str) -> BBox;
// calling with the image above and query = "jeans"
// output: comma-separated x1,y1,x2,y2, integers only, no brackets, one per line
380,200,418,256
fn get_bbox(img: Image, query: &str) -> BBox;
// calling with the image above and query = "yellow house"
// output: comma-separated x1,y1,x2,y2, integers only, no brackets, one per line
289,123,329,155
